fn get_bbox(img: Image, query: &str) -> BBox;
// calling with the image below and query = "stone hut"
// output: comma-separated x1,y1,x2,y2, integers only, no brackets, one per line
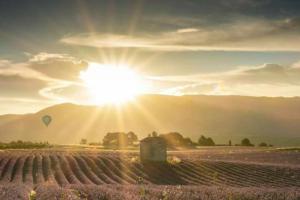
140,136,167,163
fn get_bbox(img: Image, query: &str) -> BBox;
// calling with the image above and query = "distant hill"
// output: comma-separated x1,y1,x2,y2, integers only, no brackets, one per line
0,95,300,146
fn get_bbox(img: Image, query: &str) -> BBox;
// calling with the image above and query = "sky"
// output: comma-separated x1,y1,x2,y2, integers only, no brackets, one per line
1,0,300,114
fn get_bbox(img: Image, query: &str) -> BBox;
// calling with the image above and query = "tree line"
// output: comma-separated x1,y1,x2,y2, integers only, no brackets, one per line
0,140,51,149
81,132,273,149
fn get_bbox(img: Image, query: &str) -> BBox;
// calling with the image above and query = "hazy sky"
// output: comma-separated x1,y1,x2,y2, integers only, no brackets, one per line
1,0,300,114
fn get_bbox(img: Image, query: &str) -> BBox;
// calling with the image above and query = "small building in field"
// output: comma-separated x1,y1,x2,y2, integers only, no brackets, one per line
140,136,167,163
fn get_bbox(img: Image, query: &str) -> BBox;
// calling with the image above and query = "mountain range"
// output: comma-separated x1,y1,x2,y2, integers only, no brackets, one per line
0,95,299,146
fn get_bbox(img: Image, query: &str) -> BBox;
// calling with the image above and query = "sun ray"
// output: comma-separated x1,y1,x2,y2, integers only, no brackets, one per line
74,106,102,142
130,98,163,134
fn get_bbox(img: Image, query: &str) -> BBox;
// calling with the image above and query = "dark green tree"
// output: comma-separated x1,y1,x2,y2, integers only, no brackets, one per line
198,135,215,146
259,142,268,147
159,132,195,149
241,138,254,146
207,137,215,146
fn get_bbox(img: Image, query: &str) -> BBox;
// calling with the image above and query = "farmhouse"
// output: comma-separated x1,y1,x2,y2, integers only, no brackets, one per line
140,135,167,163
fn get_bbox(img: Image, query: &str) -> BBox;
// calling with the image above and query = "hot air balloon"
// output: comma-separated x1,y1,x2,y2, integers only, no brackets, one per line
42,115,52,127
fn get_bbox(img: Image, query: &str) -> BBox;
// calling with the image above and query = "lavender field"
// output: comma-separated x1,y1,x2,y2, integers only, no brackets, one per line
0,147,298,199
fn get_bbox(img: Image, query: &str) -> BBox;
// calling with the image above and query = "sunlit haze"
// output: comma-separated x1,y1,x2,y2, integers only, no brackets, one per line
80,63,147,104
0,2,300,199
1,0,300,115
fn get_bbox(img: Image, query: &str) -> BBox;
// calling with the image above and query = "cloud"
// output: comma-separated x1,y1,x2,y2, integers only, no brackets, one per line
160,63,300,85
177,28,199,33
220,0,271,8
0,74,48,99
29,60,88,81
44,83,91,104
153,62,300,97
28,53,88,81
2,51,300,113
29,52,76,63
220,64,300,85
161,83,219,96
0,59,59,109
61,17,300,51
0,59,46,80
0,54,90,107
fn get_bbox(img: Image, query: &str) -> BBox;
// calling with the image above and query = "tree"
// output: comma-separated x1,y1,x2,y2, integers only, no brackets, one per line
259,142,268,147
127,131,138,145
241,138,254,146
103,132,128,147
183,137,194,146
198,135,215,146
102,132,138,148
159,132,195,149
229,140,232,146
207,137,215,146
80,138,87,145
152,131,158,137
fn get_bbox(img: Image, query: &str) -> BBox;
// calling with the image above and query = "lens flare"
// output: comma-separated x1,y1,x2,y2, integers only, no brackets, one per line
80,63,145,104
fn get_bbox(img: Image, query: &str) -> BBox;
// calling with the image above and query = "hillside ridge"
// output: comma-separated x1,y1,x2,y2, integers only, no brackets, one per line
0,95,300,145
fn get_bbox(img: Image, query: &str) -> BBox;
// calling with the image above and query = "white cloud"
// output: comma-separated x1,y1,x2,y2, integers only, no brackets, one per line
60,18,300,51
152,62,300,97
29,52,77,63
0,54,88,106
0,59,49,81
177,28,199,33
161,83,219,96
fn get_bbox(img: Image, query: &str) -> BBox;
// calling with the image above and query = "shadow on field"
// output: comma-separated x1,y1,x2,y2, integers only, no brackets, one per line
141,162,186,185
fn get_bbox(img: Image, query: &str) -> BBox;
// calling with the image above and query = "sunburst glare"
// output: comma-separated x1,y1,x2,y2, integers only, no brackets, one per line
80,62,147,104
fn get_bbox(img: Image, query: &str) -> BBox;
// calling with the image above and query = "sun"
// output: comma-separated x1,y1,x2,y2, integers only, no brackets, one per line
80,63,145,104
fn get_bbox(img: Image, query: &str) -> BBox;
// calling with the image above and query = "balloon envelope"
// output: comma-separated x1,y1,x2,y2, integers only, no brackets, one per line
42,115,52,127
